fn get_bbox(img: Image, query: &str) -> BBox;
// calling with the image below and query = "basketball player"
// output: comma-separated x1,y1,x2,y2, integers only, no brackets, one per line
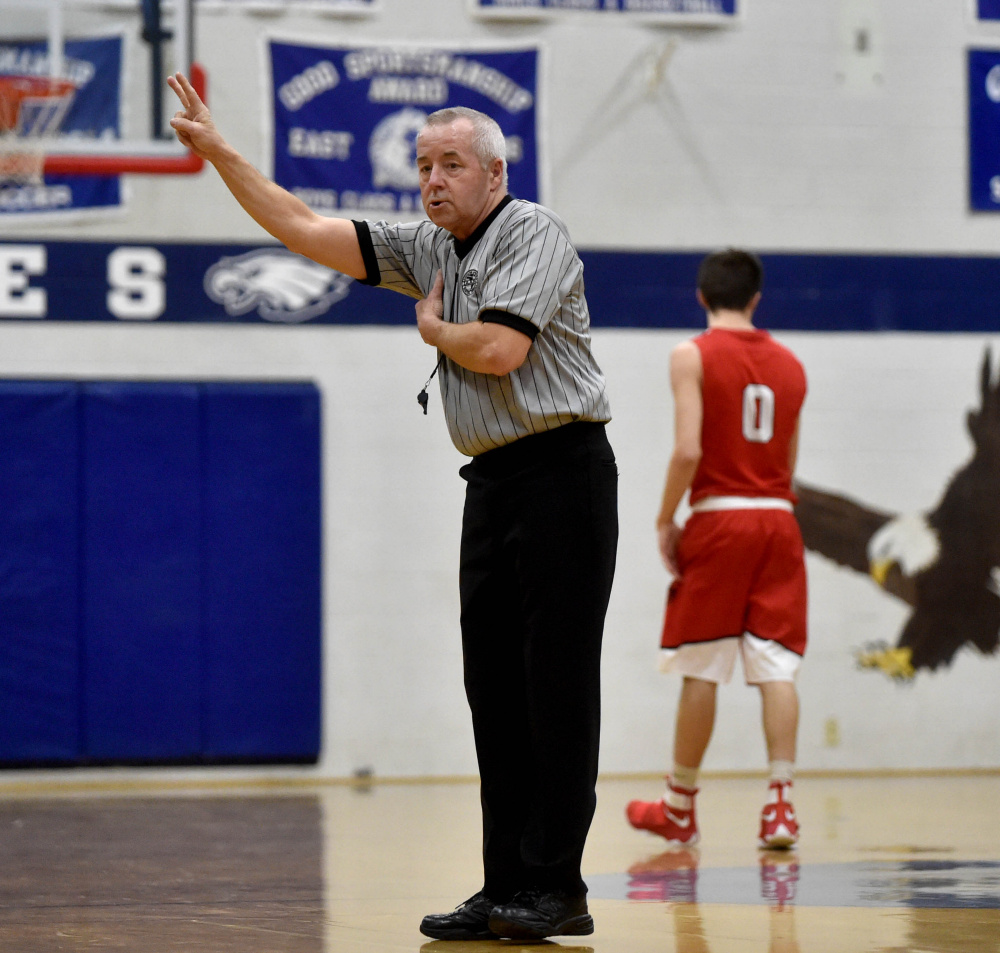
167,75,618,941
626,249,807,851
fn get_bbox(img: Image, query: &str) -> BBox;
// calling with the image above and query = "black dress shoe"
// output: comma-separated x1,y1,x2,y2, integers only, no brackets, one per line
488,888,594,940
419,891,499,940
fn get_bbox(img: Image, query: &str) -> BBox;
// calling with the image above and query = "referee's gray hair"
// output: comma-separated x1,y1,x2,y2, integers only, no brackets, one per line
423,106,508,190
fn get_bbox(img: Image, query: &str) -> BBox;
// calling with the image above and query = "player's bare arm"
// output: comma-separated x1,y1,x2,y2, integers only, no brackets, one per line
656,340,704,574
415,272,532,376
166,72,366,280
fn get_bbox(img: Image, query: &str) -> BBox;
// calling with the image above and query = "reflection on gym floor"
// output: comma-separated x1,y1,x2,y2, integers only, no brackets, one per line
0,773,996,952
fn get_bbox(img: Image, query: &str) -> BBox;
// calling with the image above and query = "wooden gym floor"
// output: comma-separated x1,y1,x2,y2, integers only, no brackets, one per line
0,772,997,953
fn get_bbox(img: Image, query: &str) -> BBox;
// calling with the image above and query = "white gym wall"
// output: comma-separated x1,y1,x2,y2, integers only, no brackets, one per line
2,0,999,779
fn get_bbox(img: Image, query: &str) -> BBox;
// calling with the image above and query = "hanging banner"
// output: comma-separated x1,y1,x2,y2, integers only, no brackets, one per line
0,35,123,219
469,0,739,25
268,41,539,215
968,48,1000,211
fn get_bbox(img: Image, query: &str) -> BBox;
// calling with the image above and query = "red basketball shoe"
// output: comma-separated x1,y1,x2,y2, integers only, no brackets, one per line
626,787,699,847
758,782,799,849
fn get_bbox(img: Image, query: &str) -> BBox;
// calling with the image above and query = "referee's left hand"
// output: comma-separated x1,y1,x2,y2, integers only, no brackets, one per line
416,271,445,344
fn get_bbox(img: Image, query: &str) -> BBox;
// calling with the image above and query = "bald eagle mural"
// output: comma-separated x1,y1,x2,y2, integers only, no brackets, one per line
793,348,1000,680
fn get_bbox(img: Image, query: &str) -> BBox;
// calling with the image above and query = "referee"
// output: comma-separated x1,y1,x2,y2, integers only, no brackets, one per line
168,76,619,943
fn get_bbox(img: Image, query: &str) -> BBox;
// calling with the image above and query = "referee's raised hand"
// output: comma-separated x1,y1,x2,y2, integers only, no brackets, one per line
167,72,222,161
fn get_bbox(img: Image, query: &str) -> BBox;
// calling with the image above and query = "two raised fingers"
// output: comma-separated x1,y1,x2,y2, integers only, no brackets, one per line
167,72,205,116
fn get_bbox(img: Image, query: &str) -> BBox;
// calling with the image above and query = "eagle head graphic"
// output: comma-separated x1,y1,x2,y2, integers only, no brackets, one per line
204,249,354,323
794,347,1000,679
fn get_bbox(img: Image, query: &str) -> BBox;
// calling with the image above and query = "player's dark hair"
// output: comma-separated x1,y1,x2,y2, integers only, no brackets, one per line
697,248,764,312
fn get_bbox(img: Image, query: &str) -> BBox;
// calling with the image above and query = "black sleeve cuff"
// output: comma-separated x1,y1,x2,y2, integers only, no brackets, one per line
480,308,538,341
352,220,381,286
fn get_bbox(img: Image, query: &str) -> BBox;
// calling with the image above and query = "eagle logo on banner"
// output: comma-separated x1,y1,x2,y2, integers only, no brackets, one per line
204,249,354,323
369,108,426,189
794,349,1000,680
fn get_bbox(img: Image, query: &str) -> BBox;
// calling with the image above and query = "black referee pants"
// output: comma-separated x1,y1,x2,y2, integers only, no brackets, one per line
458,422,618,901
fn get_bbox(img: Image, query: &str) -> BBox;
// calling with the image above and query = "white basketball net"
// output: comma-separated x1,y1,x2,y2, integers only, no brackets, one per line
0,75,77,185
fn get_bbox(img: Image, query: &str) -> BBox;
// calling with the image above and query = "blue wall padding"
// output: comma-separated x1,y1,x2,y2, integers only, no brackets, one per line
201,383,322,759
0,383,81,761
0,379,322,766
81,383,204,760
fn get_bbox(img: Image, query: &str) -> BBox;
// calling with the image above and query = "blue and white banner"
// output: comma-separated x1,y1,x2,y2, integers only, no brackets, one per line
968,49,1000,211
0,35,122,219
469,0,739,24
977,0,1000,20
268,41,539,214
5,240,1000,331
0,242,387,325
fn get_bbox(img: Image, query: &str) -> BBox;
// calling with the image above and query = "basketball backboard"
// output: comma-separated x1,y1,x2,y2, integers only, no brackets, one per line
0,0,203,177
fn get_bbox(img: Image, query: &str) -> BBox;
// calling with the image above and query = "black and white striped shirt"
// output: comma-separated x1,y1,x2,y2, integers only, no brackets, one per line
354,196,612,456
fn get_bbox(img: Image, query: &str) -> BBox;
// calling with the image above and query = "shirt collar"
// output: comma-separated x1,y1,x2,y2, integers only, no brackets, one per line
453,194,514,260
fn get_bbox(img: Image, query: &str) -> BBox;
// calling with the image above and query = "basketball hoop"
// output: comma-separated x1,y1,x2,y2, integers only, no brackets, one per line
0,74,78,186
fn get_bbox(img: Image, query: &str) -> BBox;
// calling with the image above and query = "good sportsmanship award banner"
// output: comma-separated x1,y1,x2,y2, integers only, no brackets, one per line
268,42,539,215
469,0,738,24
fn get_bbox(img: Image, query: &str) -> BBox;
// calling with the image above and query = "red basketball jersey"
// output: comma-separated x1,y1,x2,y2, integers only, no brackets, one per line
689,328,806,505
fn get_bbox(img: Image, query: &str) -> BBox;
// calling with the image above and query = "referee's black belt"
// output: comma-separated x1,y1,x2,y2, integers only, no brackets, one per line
467,421,610,478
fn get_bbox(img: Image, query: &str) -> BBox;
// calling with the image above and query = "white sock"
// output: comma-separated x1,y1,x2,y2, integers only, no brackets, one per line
769,760,794,785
